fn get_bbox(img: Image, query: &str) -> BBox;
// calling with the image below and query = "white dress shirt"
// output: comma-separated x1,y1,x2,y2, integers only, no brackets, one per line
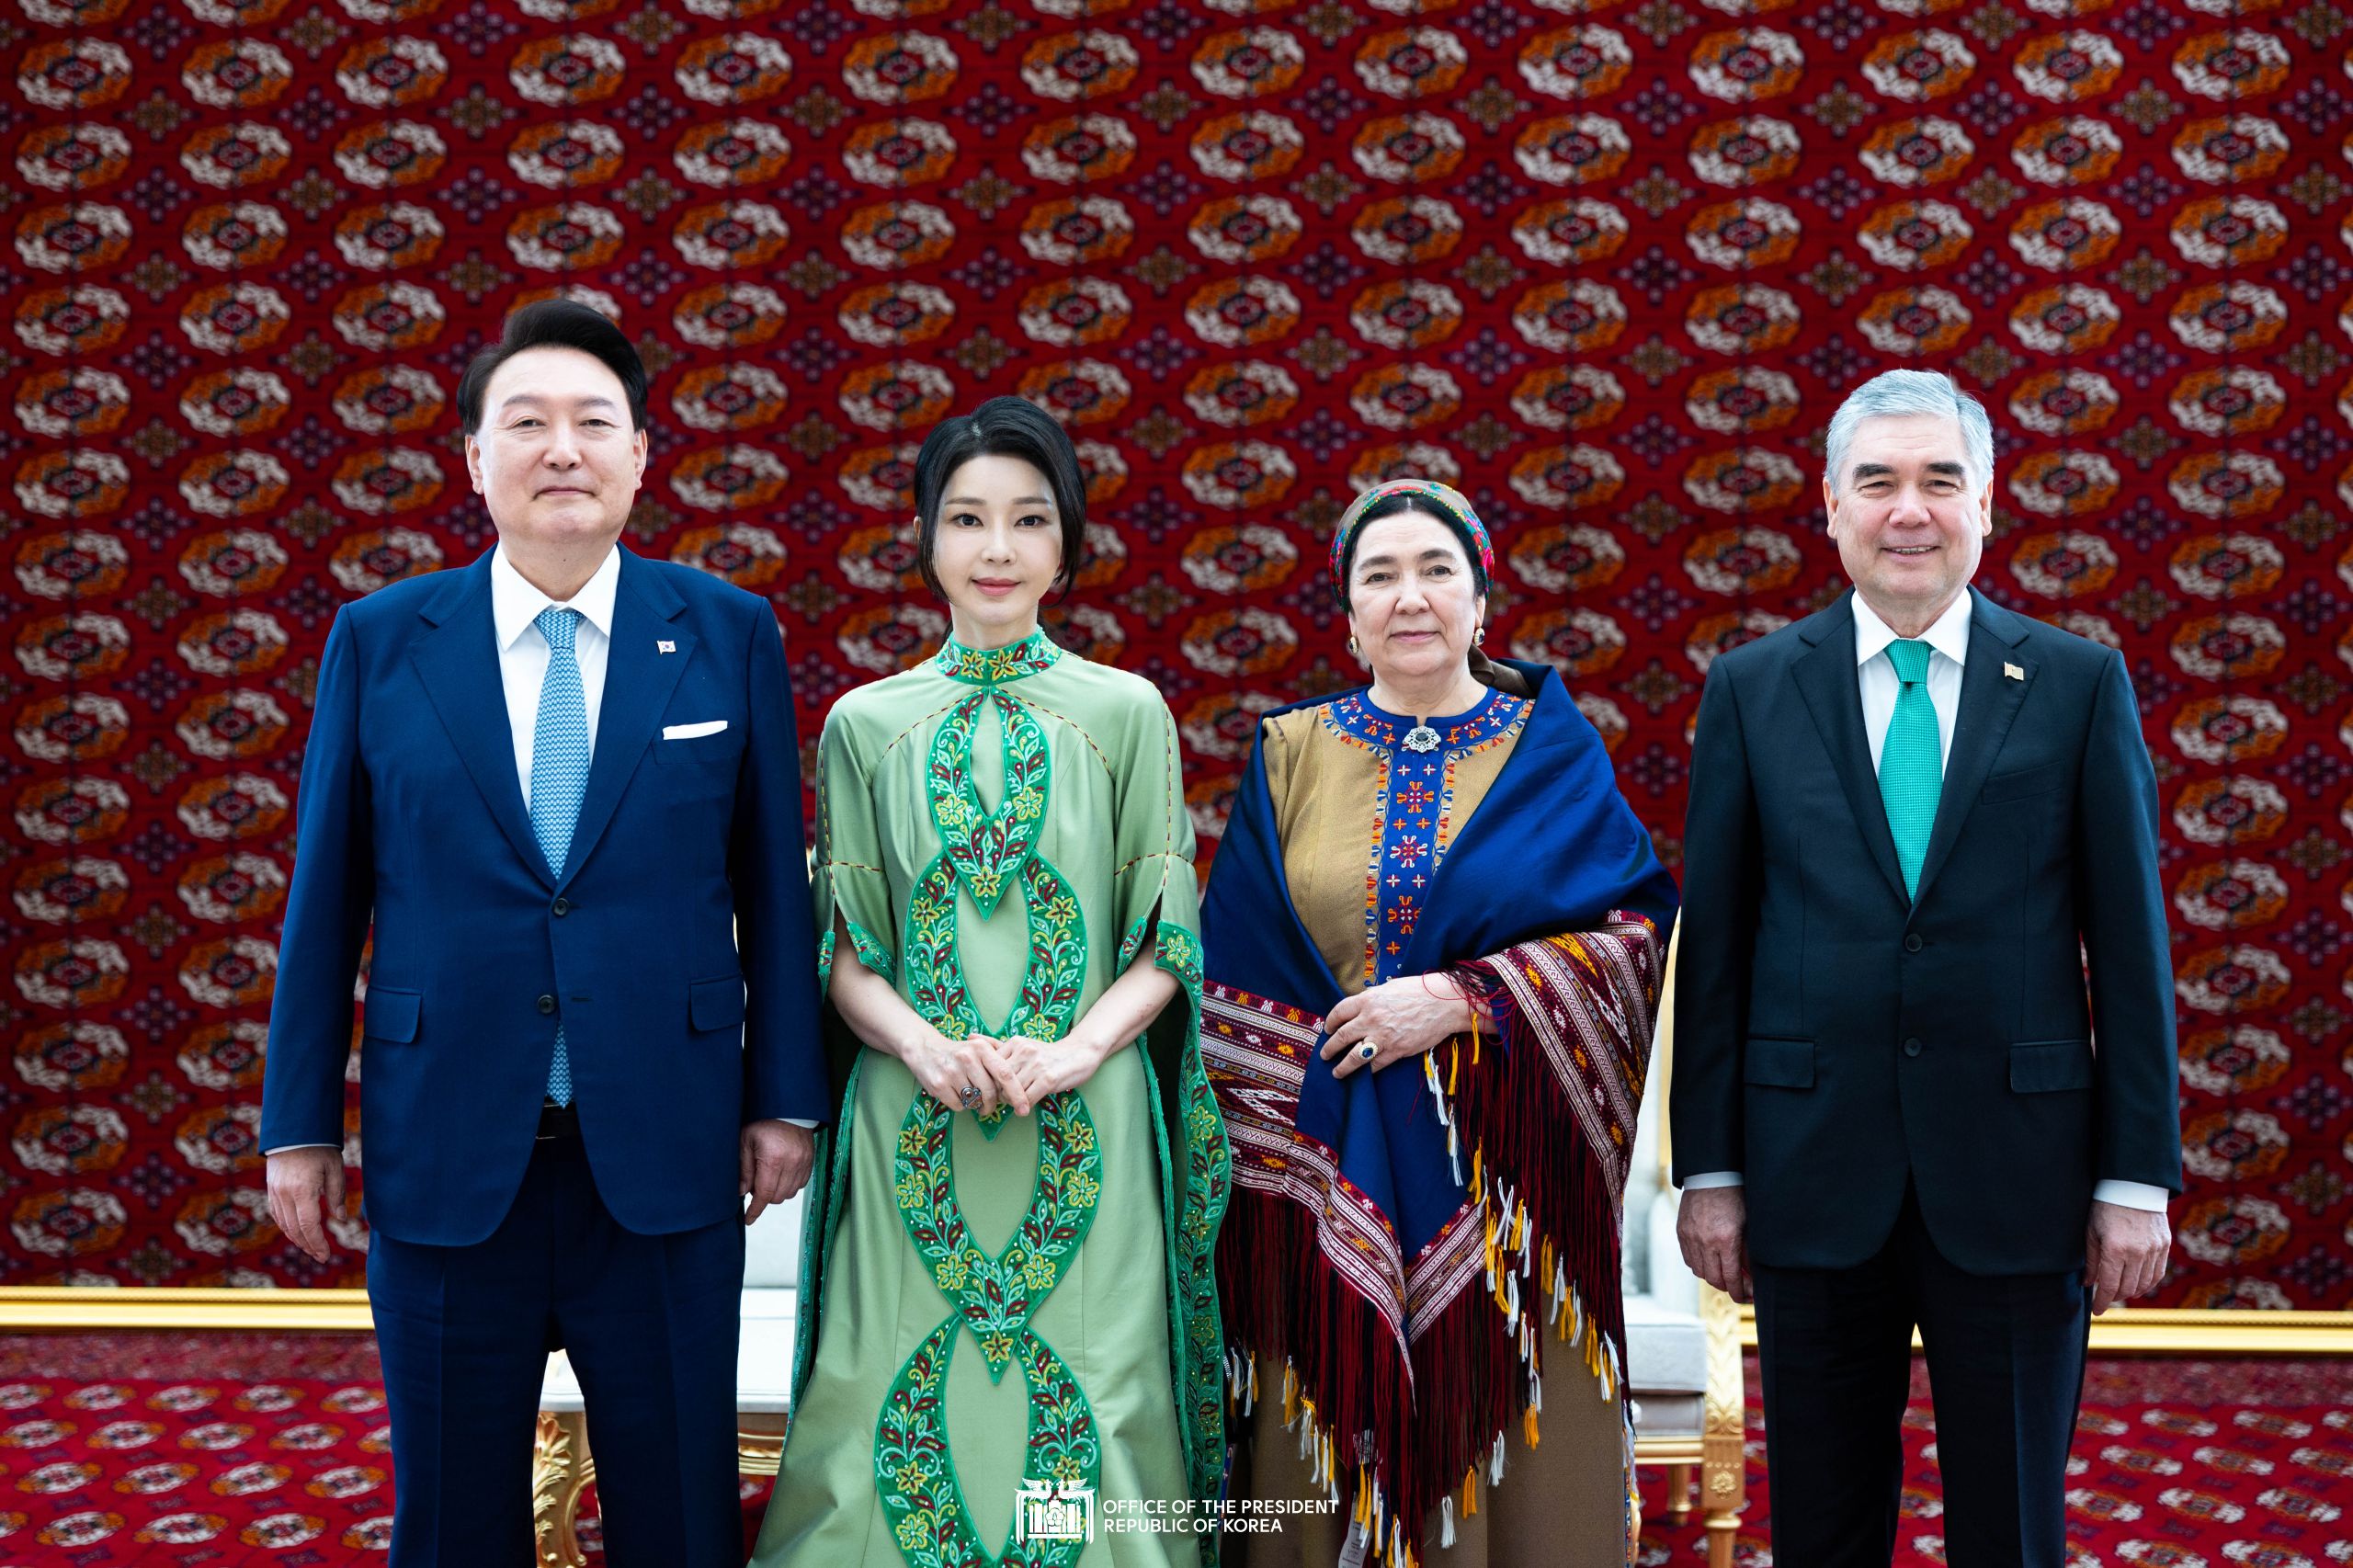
1684,589,2165,1214
494,542,619,795
270,544,812,1151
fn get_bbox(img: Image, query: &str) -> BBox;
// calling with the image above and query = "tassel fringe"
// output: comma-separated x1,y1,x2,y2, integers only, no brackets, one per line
1214,925,1658,1562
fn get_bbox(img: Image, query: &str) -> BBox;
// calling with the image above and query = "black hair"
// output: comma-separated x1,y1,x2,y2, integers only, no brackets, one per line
1336,491,1490,608
910,395,1087,602
456,299,648,437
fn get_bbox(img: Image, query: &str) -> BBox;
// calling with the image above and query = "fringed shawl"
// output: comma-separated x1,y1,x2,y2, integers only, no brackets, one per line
1200,660,1677,1565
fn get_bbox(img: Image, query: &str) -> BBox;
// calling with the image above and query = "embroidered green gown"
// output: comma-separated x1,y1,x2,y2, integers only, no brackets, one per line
754,629,1228,1568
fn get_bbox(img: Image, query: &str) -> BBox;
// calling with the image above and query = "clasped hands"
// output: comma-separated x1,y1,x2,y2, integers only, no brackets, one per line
902,1027,1111,1119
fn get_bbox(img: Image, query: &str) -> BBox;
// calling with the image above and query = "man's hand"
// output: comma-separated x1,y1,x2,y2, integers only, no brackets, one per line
2086,1199,2170,1314
743,1111,818,1224
1677,1185,1752,1302
741,1119,816,1223
266,1148,347,1265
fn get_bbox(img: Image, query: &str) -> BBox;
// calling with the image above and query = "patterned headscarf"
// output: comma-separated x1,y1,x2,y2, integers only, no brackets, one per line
1328,478,1494,609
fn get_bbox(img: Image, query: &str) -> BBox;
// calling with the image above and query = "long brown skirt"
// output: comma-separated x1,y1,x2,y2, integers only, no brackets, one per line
1222,1346,1632,1567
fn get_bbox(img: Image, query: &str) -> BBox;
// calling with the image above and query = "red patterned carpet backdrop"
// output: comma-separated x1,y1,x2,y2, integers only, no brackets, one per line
0,0,2338,1300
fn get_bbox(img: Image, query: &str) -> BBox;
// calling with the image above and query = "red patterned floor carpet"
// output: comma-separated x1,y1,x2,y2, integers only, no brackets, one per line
0,1337,2343,1563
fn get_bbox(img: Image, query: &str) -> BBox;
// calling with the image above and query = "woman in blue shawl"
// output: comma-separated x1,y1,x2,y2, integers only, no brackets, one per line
1202,481,1677,1567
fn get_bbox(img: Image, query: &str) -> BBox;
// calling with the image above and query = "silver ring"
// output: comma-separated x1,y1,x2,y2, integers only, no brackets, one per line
958,1085,982,1108
1358,1041,1377,1062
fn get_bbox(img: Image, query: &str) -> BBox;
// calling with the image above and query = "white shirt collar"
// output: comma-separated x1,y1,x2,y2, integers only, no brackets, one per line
491,543,620,652
1852,587,1973,670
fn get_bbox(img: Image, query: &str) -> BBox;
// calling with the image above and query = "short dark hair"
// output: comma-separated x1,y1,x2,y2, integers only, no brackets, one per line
910,396,1087,602
456,299,647,437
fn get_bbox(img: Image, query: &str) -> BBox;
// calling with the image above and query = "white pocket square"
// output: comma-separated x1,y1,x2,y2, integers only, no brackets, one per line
663,720,729,740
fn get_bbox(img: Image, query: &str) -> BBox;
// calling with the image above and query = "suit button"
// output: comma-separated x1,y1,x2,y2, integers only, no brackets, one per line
537,994,556,1016
551,898,571,917
1904,933,1923,953
1903,1037,1922,1057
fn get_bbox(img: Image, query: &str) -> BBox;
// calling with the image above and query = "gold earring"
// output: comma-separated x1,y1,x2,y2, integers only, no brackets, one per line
1347,636,1360,657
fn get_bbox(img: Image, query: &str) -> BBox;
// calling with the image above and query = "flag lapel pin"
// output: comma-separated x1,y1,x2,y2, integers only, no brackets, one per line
2004,662,2025,680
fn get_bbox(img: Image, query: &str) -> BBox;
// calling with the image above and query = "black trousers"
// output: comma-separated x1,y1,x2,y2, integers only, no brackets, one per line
1752,1185,2090,1568
367,1131,745,1568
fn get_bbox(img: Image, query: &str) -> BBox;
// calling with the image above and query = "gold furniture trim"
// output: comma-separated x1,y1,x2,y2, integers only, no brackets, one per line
0,1286,375,1330
1730,1305,2353,1357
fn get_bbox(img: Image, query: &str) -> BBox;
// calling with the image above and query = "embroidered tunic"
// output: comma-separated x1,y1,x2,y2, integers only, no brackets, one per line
1264,687,1529,999
755,630,1226,1568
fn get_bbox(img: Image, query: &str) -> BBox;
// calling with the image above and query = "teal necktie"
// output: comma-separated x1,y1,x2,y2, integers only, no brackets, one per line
1879,638,1941,901
531,606,588,1107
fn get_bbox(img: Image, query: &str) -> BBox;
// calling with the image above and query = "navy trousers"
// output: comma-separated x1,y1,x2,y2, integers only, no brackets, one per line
1753,1185,2090,1568
367,1131,745,1568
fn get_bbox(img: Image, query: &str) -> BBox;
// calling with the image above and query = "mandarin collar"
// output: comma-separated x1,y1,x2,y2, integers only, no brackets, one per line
935,626,1062,685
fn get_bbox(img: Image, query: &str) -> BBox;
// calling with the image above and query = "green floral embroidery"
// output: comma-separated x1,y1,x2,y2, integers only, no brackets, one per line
874,664,1112,1568
904,851,1086,1142
893,1088,1102,1382
926,691,1052,918
818,916,895,986
934,628,1061,686
790,1058,864,1413
1176,1042,1229,1506
1115,911,1226,1514
874,1320,1100,1568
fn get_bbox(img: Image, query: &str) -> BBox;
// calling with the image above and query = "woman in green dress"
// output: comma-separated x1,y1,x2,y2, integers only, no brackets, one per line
754,397,1228,1568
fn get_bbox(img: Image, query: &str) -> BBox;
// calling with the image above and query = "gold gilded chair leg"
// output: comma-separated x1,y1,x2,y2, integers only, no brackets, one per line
1665,1461,1693,1524
737,1413,787,1478
1699,1283,1746,1568
533,1410,595,1568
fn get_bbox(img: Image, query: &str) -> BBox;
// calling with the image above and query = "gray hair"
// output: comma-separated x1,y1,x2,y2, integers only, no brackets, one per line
1823,369,1994,497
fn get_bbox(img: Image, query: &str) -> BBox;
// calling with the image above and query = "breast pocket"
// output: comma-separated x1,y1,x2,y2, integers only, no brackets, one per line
655,724,746,782
1982,760,2063,802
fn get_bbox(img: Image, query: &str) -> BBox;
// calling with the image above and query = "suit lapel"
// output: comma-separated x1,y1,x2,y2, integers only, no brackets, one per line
408,554,552,887
1791,596,1910,909
1911,591,2035,909
558,551,692,891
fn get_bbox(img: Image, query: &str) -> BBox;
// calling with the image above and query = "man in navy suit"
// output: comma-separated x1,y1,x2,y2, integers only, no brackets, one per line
260,301,825,1566
1672,370,2180,1567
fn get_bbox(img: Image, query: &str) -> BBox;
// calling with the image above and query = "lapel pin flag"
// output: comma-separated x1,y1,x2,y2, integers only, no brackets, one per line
2004,662,2025,680
657,640,676,654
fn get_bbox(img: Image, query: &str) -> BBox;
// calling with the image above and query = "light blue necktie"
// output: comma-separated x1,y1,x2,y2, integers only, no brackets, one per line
1879,638,1942,902
530,606,588,1107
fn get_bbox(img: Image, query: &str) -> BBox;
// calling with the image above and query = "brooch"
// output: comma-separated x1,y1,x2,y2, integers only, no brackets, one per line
1403,723,1441,753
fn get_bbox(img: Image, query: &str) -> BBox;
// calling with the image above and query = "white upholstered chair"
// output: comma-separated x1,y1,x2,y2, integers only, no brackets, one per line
1623,933,1746,1568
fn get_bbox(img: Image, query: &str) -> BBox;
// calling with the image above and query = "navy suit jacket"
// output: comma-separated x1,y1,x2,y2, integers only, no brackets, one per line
259,548,827,1246
1671,586,2181,1276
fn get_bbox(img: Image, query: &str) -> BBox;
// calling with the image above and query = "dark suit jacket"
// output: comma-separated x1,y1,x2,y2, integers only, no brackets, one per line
258,548,827,1246
1671,586,2181,1276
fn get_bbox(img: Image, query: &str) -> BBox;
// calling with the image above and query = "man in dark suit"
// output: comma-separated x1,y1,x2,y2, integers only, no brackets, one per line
259,301,826,1566
1672,369,2180,1567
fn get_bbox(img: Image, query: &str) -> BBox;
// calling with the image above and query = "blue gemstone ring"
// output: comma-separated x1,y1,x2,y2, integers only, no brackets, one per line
1358,1042,1377,1061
